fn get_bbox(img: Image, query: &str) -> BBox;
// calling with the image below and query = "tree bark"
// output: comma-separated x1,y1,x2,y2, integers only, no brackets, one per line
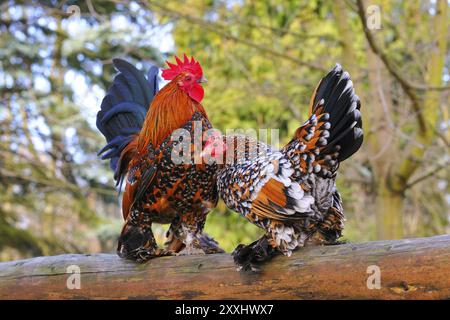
365,48,404,240
375,185,404,240
0,235,449,300
333,0,356,76
358,0,449,240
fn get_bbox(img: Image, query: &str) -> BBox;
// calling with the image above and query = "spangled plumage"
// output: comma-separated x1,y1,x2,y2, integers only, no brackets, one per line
216,137,313,223
97,57,222,262
206,64,363,270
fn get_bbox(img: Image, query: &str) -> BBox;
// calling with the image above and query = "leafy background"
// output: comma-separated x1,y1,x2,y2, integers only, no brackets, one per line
0,0,448,261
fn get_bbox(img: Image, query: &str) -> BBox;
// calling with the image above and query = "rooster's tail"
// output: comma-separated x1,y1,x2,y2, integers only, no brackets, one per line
96,59,159,186
284,64,363,177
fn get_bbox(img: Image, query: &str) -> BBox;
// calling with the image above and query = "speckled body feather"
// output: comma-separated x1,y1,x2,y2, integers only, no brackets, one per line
97,57,222,262
216,136,340,255
120,112,219,261
209,65,363,269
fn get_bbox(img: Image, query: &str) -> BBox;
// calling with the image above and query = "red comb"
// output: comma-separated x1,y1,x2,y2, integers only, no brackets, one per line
161,54,203,81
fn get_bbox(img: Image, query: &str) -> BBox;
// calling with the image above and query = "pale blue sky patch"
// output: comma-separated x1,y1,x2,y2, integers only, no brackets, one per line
33,75,51,94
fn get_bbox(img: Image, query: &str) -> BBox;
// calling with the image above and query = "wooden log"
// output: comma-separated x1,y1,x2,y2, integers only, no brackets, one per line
0,235,449,300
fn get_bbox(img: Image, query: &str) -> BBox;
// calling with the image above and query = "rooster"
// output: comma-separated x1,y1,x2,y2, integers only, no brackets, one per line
97,55,222,262
201,64,363,270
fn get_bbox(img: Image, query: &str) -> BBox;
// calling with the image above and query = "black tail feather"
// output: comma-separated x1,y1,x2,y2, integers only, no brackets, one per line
313,64,363,162
96,59,159,176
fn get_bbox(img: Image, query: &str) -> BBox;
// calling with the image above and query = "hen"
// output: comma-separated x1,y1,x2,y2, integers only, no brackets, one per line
97,55,222,262
202,64,363,270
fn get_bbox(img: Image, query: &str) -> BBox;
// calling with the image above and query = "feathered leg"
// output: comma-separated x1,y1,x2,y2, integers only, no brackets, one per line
198,232,225,254
165,217,185,253
168,210,209,255
166,226,224,254
117,213,171,262
309,191,347,246
175,218,206,255
232,235,278,271
165,202,224,255
232,220,314,271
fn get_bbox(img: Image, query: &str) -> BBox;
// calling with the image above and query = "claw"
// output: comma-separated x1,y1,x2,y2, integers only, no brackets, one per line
232,236,278,272
198,232,225,254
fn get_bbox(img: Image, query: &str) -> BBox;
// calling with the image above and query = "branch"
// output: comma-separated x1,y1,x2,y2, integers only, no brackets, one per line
0,235,449,299
355,0,427,133
0,167,117,197
404,161,450,190
355,1,450,92
141,0,327,72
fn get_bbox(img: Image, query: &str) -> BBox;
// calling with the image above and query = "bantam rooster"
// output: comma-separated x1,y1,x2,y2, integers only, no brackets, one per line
97,55,222,262
201,64,363,270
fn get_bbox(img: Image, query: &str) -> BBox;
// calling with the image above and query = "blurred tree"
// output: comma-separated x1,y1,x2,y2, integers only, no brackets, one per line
0,0,163,259
356,0,449,239
147,0,449,243
0,0,448,260
146,0,342,247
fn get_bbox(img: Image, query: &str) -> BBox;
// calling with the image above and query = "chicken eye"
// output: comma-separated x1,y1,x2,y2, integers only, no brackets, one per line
185,75,192,81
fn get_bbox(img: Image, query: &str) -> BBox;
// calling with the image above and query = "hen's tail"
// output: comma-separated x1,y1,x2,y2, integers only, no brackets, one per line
283,64,363,177
96,59,159,185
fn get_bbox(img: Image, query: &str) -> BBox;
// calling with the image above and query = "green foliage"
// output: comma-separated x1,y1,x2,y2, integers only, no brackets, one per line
204,204,264,253
0,1,163,259
0,0,448,260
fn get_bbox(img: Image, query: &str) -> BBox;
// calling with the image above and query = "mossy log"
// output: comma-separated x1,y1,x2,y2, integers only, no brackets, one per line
0,235,449,299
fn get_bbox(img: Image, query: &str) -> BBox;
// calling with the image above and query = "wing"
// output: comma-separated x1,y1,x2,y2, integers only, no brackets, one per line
219,151,315,223
250,158,315,222
121,148,158,220
251,177,314,222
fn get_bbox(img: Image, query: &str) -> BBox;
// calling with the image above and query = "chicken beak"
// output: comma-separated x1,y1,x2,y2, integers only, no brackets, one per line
197,76,208,84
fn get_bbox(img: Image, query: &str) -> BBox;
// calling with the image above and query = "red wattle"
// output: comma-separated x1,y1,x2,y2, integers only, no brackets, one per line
188,84,204,103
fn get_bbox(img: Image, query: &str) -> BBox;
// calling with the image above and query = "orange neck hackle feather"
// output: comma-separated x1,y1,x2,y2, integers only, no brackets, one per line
137,76,208,151
119,77,208,220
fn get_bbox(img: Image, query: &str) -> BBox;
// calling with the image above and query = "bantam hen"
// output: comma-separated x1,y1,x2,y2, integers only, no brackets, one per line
97,55,222,262
201,64,363,270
